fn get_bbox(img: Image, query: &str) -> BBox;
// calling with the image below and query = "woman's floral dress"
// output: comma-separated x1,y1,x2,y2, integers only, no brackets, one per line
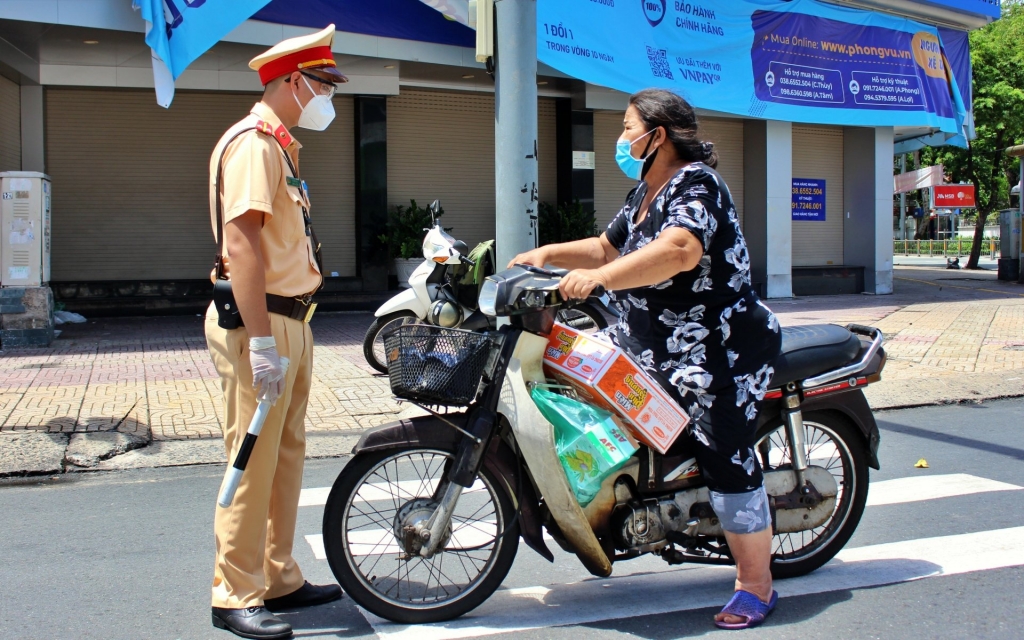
605,162,782,497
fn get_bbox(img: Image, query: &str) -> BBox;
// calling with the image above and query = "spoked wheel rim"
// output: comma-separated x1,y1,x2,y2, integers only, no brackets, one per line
372,315,419,369
756,420,857,564
340,449,507,610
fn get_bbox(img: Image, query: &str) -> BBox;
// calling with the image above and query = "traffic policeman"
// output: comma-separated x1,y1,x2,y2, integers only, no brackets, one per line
205,24,346,640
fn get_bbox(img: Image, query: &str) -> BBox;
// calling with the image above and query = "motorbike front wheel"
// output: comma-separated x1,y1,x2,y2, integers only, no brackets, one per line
322,447,520,624
556,302,608,334
756,410,870,579
363,311,420,374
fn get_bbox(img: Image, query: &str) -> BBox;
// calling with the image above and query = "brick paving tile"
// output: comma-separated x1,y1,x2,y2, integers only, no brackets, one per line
2,267,1023,439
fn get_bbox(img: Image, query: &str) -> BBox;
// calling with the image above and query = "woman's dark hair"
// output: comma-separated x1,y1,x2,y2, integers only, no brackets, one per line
628,88,718,168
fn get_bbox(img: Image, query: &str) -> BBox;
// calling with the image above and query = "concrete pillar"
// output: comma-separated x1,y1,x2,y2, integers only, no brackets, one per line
20,84,44,173
494,0,539,269
744,119,793,299
843,126,894,294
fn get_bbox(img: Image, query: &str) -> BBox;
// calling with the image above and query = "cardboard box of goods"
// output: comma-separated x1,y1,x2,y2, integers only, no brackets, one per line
542,323,690,454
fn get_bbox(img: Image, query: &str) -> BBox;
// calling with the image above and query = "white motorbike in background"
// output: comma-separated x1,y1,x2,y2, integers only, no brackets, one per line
362,200,609,373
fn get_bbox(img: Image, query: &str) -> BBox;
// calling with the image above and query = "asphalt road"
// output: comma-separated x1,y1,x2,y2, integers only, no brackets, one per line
1,398,1022,640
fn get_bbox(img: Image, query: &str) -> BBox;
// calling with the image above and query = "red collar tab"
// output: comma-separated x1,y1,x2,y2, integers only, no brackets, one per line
257,46,336,85
254,120,293,149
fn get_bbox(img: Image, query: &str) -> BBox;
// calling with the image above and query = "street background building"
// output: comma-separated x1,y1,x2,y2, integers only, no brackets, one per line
0,0,1000,316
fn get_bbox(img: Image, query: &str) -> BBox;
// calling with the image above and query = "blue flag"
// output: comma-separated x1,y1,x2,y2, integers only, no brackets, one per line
133,0,272,107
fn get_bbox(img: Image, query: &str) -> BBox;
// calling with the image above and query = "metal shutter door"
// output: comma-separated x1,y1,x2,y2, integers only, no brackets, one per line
593,111,636,229
698,117,744,227
0,75,20,172
45,89,354,281
387,90,556,250
792,125,844,266
286,96,356,277
594,112,745,231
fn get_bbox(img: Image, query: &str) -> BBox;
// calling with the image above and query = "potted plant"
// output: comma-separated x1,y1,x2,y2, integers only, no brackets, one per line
378,199,444,288
538,198,599,246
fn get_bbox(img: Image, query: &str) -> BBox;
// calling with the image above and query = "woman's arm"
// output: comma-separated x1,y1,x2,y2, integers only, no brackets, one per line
507,233,619,270
559,227,703,299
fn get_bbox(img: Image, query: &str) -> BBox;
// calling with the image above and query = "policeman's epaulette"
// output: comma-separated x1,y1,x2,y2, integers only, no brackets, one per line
254,120,293,148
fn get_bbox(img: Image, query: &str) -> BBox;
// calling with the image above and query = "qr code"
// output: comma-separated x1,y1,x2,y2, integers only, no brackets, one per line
646,46,673,80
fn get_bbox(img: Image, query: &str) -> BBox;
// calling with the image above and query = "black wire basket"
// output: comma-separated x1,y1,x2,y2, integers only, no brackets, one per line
382,325,502,407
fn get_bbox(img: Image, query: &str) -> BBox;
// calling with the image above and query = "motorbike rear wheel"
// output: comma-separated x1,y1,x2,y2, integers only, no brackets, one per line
756,410,870,579
322,447,520,624
363,311,420,374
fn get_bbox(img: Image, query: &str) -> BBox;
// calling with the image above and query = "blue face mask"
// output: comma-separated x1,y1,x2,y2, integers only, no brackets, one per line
615,129,656,180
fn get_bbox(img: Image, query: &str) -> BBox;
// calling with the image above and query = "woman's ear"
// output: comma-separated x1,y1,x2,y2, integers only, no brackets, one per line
654,126,667,149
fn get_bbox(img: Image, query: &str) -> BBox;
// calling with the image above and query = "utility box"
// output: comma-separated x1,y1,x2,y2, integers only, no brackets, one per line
1,171,51,287
998,209,1022,282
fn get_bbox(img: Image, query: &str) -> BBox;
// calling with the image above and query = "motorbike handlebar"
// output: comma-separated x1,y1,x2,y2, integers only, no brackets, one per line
512,263,605,301
459,254,477,268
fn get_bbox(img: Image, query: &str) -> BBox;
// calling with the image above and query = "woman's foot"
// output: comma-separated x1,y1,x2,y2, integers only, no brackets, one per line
713,590,778,629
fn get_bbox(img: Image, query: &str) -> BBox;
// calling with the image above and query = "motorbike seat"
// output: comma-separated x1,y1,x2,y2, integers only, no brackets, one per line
771,324,863,388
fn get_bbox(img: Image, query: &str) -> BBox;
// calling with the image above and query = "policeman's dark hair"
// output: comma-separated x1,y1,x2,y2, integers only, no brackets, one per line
628,88,718,169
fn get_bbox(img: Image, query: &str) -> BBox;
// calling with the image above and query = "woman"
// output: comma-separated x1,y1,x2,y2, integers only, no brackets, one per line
510,88,782,630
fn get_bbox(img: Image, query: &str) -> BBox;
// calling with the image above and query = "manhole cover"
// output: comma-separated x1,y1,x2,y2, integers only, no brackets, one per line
19,362,65,369
1004,345,1024,352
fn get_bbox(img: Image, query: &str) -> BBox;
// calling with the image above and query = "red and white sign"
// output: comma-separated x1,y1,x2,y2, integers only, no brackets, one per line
932,184,976,208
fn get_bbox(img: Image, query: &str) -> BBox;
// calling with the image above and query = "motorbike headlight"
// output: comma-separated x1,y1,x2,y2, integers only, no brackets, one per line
478,278,500,316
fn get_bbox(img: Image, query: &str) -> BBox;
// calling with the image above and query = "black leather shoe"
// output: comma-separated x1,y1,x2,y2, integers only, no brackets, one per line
211,606,292,639
264,581,343,611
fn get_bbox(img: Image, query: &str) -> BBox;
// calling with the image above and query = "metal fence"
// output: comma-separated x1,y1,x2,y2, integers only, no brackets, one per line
893,239,997,257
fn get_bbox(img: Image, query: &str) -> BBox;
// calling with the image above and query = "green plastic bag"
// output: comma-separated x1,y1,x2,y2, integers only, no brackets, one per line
530,387,639,507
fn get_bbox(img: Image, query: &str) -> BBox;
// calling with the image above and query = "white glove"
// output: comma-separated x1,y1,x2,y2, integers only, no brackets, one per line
250,344,285,405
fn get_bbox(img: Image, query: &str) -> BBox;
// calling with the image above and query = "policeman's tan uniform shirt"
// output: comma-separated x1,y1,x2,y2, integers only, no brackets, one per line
209,101,321,297
205,102,320,609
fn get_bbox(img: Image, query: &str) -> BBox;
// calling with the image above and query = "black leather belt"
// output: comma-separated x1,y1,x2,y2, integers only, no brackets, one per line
267,293,317,323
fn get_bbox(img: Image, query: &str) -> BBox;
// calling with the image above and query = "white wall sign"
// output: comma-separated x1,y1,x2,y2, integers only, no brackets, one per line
572,151,596,170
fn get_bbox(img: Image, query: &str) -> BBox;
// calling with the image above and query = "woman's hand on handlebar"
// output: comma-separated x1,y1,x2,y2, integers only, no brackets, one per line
507,247,549,269
559,269,609,301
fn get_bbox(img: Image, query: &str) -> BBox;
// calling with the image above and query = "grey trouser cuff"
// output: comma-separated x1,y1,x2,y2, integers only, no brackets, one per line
710,486,772,534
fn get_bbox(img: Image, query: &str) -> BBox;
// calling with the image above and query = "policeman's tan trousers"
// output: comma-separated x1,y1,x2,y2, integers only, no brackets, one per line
205,304,313,609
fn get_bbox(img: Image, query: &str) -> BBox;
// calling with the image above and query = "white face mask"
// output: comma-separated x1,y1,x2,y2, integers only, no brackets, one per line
292,75,335,131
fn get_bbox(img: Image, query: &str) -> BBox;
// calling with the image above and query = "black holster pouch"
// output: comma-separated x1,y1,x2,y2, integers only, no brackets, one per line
213,279,243,329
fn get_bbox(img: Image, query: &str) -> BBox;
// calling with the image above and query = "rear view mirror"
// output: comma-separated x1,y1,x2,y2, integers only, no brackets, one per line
428,200,441,222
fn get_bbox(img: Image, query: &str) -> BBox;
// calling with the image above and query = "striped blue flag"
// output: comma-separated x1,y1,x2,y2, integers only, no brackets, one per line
133,0,272,107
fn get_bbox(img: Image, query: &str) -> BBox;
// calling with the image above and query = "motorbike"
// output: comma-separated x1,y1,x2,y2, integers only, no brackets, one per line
363,200,608,373
325,264,885,624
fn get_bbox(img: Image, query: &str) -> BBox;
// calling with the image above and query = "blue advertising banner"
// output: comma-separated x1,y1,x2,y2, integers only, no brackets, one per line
254,0,474,48
537,0,967,138
792,178,826,221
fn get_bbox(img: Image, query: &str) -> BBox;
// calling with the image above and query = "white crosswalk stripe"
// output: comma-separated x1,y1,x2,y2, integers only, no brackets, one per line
297,471,1024,637
299,480,487,507
361,526,1024,639
300,473,1021,510
866,473,1021,506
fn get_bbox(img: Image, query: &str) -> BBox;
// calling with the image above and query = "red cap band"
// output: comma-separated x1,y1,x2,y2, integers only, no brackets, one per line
258,46,336,85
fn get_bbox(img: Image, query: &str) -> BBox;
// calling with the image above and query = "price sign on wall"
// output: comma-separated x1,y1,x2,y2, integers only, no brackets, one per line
792,178,826,221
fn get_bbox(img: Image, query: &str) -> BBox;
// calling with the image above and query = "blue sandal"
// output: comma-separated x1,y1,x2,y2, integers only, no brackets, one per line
714,590,778,630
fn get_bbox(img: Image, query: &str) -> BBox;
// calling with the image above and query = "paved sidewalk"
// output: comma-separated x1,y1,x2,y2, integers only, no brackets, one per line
1,264,1022,474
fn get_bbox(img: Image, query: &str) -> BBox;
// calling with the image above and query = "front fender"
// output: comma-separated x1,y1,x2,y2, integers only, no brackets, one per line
374,286,433,319
351,415,555,563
